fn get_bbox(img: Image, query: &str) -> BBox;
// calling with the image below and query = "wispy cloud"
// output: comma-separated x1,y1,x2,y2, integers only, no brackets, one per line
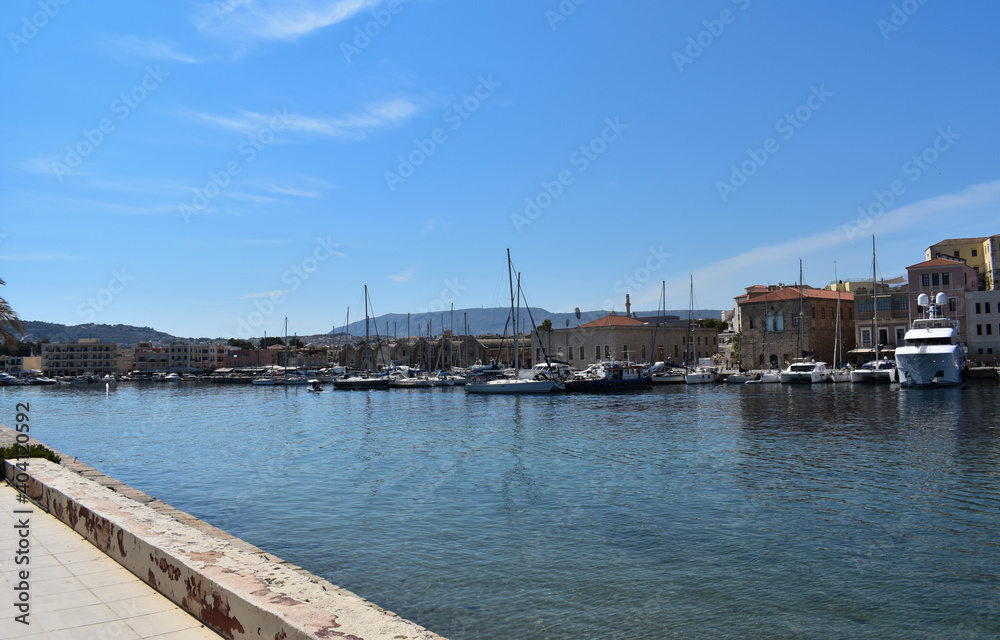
224,238,295,247
390,267,417,283
624,180,1000,311
234,290,291,299
188,99,418,140
103,35,201,64
0,254,81,261
195,0,383,42
260,183,322,198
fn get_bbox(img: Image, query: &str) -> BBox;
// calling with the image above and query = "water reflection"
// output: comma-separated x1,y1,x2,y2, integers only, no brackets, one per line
4,382,1000,640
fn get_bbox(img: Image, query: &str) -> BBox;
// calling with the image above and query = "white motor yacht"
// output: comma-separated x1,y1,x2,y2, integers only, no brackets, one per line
895,292,968,387
780,360,830,384
849,359,899,384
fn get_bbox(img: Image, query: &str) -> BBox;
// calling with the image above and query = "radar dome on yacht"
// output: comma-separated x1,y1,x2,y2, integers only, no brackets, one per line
917,293,930,307
935,292,948,306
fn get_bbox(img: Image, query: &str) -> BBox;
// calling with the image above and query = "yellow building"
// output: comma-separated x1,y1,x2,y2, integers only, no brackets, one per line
925,236,1000,289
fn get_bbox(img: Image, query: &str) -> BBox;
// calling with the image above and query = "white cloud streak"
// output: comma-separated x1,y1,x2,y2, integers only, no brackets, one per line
195,0,383,42
188,99,417,140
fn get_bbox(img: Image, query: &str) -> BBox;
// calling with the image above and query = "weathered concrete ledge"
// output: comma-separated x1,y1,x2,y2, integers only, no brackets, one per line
1,426,445,640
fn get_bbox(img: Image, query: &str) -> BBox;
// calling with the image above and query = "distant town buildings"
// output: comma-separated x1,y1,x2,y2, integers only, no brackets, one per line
41,339,118,377
736,285,856,368
11,233,1000,377
925,235,1000,290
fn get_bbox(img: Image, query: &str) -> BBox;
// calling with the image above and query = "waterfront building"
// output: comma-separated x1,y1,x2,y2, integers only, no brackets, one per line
965,290,1000,364
530,312,718,368
0,355,42,376
41,339,118,377
905,257,977,343
737,284,856,369
850,283,910,363
134,343,169,372
925,235,1000,290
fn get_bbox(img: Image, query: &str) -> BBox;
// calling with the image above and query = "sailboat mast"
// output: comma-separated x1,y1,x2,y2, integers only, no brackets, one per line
798,259,804,359
834,261,842,368
507,248,515,369
687,274,694,367
364,285,370,372
516,272,522,370
871,235,878,361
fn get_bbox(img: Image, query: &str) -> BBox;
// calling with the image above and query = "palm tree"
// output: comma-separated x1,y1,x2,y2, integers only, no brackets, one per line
0,277,26,347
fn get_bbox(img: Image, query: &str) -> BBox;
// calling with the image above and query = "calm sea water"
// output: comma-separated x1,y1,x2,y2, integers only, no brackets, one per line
3,382,1000,639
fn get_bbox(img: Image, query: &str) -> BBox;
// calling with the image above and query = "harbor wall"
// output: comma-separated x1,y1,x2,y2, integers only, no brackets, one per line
0,425,445,640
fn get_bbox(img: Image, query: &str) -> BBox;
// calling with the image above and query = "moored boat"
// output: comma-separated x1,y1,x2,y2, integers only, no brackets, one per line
895,292,968,387
565,361,651,392
780,360,830,384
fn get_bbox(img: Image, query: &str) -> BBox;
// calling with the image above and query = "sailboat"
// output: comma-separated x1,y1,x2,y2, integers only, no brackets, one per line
850,236,898,383
780,259,830,383
252,329,278,385
829,262,852,383
334,286,390,390
649,281,686,384
466,250,564,394
684,276,719,384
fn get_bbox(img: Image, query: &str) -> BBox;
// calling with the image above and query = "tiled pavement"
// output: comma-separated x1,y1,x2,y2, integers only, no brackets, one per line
0,483,222,639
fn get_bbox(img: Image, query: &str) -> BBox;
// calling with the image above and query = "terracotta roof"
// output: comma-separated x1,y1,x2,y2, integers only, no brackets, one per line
906,258,972,269
740,287,854,305
930,237,986,246
579,314,646,328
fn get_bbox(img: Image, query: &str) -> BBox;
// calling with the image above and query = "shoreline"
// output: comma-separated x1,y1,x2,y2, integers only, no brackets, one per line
0,424,446,640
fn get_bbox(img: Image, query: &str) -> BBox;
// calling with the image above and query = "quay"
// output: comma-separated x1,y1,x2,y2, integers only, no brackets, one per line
0,425,445,640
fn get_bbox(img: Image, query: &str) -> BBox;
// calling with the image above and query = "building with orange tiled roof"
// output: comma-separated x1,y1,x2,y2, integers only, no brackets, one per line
737,284,856,368
530,305,720,368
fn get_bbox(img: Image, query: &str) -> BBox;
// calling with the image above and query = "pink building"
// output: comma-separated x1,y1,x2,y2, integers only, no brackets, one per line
906,257,978,340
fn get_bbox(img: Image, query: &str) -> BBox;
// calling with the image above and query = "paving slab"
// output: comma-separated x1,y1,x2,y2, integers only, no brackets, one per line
0,482,222,639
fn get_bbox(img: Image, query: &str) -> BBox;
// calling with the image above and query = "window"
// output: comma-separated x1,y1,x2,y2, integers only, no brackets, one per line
877,298,891,311
988,325,993,336
766,311,774,332
987,303,992,314
977,303,983,314
580,346,584,360
604,345,610,359
897,328,906,343
862,329,871,345
949,298,957,312
922,274,930,287
775,312,784,331
942,273,950,285
932,273,940,286
596,346,601,360
821,307,826,319
623,345,630,359
641,345,646,359
954,250,961,257
972,249,978,256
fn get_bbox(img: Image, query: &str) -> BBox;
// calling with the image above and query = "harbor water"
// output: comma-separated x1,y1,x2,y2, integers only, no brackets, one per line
3,382,999,639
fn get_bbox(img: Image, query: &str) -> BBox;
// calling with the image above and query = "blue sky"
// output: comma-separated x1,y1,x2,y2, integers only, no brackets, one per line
2,0,998,338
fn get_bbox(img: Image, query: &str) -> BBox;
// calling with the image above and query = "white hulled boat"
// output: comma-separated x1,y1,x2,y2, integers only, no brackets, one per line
465,249,565,395
780,360,830,384
895,292,968,387
849,359,899,384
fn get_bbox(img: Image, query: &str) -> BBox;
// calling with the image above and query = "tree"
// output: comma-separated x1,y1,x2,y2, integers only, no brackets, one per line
227,338,255,350
0,278,25,348
260,336,285,349
539,319,553,332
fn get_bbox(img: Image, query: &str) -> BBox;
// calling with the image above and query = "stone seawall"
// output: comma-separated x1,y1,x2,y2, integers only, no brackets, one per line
0,425,446,640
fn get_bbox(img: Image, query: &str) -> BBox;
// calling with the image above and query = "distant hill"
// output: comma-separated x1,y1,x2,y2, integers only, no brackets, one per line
20,322,184,349
331,307,724,337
